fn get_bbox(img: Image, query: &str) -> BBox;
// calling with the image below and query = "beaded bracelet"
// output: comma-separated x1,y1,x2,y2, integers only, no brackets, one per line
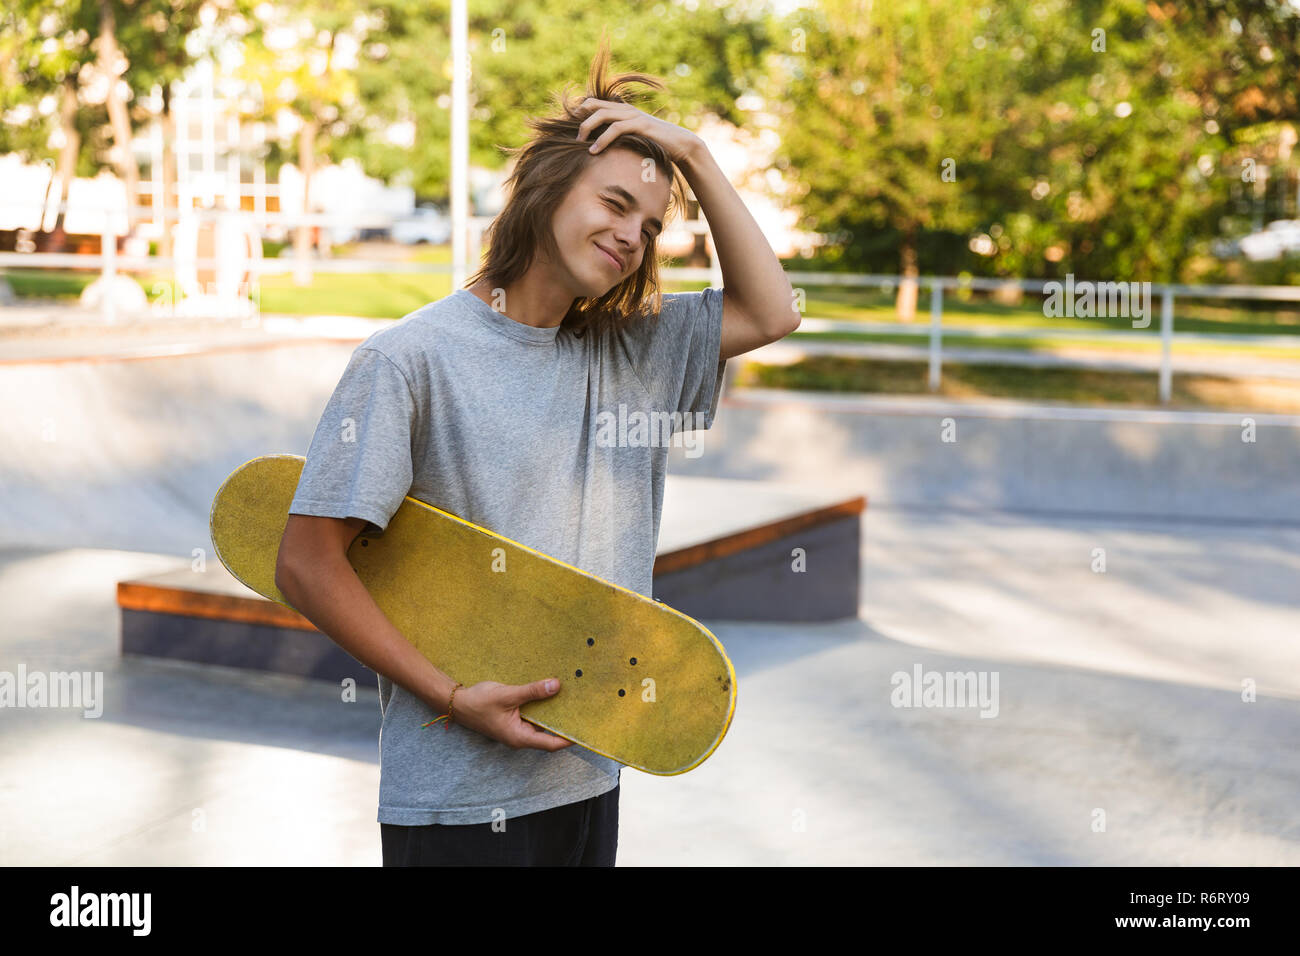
423,682,465,729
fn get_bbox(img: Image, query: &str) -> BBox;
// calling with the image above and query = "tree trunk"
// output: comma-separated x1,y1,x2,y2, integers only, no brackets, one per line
687,197,710,266
293,116,318,286
98,0,140,232
896,224,919,321
49,76,82,250
159,84,178,261
690,231,710,267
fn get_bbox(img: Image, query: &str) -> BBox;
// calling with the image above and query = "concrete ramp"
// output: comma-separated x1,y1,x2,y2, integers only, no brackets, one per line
2,342,356,555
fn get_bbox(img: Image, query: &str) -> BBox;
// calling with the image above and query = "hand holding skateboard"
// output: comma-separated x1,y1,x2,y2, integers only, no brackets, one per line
452,678,576,751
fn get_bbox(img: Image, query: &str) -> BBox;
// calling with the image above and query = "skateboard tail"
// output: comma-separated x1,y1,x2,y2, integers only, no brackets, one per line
208,452,307,612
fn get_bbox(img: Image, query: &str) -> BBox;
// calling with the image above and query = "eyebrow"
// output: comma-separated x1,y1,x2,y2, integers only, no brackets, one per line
601,185,663,235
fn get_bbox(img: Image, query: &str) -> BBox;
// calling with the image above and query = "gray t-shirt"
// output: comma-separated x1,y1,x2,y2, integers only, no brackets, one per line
287,285,727,825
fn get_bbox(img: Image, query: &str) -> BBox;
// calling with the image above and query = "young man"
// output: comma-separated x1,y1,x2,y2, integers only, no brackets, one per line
274,49,798,867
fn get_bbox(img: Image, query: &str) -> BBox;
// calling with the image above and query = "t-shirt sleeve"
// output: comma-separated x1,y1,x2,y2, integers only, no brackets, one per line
287,345,418,534
616,285,727,431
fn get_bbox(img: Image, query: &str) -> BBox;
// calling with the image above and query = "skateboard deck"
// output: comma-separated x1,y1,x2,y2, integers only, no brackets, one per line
209,454,736,774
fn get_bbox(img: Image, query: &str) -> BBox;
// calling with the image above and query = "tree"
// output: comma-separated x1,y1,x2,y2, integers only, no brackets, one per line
224,0,769,278
1,1,217,251
1,2,101,246
114,0,211,259
769,0,1295,292
771,0,1064,316
1154,1,1300,235
231,0,373,280
326,0,770,207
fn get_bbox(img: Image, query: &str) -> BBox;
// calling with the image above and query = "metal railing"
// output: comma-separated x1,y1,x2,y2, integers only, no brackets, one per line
769,273,1300,402
2,203,1297,401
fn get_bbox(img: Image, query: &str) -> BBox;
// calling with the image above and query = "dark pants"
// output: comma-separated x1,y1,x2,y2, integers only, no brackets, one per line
380,785,619,866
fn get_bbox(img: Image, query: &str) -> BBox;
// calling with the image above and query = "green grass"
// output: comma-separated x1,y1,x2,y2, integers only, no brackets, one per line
3,268,99,298
787,329,1300,361
738,355,1300,413
251,271,454,318
791,285,1300,336
1,247,458,319
6,261,1300,344
1,268,455,320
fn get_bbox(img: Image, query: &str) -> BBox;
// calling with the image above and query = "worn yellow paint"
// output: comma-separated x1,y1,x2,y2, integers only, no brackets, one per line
209,454,736,775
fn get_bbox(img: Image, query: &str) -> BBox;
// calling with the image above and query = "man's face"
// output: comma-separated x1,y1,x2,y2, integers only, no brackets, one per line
548,148,671,298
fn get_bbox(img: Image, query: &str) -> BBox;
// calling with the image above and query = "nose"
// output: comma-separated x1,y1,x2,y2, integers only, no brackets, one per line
611,223,639,256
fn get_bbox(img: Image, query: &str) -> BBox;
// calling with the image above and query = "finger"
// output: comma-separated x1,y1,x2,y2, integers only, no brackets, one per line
587,120,628,154
577,103,631,141
516,723,576,750
576,107,608,141
506,677,560,706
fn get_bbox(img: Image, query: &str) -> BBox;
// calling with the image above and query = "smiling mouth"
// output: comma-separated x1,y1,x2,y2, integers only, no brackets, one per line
595,244,623,271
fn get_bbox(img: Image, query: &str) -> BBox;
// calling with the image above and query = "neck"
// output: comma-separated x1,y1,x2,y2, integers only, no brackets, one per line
468,272,577,329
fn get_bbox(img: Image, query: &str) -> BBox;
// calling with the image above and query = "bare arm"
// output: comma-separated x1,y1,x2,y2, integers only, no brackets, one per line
276,514,458,711
677,140,800,361
275,513,572,751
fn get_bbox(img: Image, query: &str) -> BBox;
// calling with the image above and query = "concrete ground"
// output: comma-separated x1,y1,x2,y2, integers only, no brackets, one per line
2,503,1296,865
1,314,1297,865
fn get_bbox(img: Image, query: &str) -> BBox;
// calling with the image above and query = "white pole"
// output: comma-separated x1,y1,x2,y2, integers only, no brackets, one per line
227,111,240,210
451,0,468,292
1159,287,1174,403
102,212,118,325
175,76,188,203
928,281,944,392
151,86,164,233
254,160,265,227
202,58,215,207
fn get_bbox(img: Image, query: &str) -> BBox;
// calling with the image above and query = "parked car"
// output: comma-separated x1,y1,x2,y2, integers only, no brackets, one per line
391,205,451,245
1239,220,1300,261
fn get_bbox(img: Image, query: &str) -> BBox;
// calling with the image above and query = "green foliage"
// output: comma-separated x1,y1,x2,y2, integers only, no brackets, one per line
326,0,773,201
770,0,1297,282
3,0,1298,286
0,1,209,164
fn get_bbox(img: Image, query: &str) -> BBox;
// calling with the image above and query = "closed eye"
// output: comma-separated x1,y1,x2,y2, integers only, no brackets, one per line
603,197,655,243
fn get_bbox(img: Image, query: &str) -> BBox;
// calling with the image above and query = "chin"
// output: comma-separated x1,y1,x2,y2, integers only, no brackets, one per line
584,272,619,297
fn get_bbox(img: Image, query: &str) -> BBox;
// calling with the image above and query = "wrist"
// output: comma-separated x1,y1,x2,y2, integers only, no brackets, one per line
422,668,461,713
677,134,709,174
419,673,466,730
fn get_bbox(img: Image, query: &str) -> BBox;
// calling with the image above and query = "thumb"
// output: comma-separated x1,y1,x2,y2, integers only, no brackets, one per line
514,678,560,704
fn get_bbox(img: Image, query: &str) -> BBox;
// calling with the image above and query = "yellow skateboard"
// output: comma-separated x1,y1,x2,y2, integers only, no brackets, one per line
209,454,736,775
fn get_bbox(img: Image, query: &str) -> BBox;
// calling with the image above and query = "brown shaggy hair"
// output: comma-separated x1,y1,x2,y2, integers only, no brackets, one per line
464,35,691,341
